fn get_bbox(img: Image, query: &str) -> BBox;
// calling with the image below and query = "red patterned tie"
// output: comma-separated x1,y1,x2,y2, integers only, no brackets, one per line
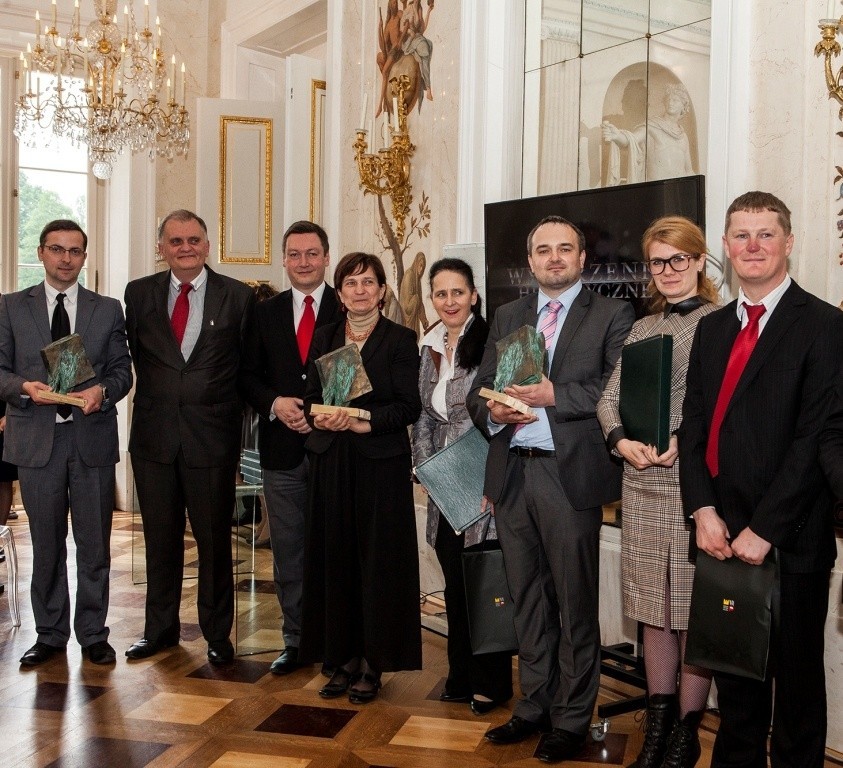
705,303,766,476
297,294,316,364
171,282,192,346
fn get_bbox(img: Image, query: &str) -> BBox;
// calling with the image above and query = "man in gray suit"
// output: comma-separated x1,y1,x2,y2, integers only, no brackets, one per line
0,219,132,667
469,215,634,763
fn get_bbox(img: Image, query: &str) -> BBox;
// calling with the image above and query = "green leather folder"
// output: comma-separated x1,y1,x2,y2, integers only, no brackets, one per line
618,334,673,454
414,427,490,534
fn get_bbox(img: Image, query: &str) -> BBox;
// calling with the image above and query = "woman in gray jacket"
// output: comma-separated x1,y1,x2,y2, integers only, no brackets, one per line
412,258,513,715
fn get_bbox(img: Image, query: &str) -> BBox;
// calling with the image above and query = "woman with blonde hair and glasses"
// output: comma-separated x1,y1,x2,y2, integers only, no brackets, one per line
597,216,718,768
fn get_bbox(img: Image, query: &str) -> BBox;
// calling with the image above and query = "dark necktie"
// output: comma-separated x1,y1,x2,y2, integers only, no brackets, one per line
705,303,767,477
296,295,316,365
171,282,192,347
51,293,72,419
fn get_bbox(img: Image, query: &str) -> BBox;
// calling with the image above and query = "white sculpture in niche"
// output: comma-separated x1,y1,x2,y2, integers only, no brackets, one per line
602,83,695,184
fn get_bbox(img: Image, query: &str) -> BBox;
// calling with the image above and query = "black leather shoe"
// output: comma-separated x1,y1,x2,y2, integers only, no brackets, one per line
470,697,502,715
348,672,381,704
82,640,116,665
536,728,586,763
485,715,549,744
208,640,234,665
319,667,355,698
269,646,300,675
125,637,178,660
20,642,66,667
440,689,472,703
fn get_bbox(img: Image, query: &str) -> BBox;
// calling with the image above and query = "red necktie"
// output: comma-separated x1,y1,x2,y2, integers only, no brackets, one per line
171,282,192,346
297,295,316,364
705,303,766,476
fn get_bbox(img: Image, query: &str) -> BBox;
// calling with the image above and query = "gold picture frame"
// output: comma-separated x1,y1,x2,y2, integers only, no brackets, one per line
219,115,273,264
310,79,326,222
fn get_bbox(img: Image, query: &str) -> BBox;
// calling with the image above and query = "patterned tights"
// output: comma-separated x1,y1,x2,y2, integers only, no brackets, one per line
643,576,712,717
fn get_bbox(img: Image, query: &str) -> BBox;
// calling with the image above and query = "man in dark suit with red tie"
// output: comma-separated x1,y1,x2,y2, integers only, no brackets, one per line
124,209,254,665
679,191,843,767
241,220,341,675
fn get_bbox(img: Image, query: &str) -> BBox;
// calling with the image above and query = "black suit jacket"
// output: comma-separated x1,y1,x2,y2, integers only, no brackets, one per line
240,285,341,470
679,281,843,573
124,267,255,468
468,288,634,510
819,368,843,518
304,315,421,459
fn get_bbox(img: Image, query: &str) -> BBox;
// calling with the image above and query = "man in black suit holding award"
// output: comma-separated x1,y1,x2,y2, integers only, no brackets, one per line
125,209,254,665
0,219,132,667
679,191,843,767
468,216,634,762
241,220,341,674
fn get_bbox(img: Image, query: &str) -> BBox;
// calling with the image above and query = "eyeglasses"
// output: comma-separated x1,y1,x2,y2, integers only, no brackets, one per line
646,253,700,275
43,244,86,258
285,250,323,262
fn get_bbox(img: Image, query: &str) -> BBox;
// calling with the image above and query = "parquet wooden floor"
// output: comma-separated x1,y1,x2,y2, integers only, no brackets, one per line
0,510,841,767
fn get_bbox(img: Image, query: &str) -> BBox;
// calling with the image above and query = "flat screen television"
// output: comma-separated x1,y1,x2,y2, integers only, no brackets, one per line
483,175,705,319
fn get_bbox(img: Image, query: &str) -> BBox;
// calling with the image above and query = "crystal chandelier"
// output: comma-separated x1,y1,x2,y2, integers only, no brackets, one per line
14,0,189,180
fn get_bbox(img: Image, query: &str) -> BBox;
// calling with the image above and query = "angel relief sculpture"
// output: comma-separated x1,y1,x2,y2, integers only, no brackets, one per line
376,0,434,118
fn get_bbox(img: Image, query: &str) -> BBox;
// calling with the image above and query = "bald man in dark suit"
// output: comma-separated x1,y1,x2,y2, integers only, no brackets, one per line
124,209,254,666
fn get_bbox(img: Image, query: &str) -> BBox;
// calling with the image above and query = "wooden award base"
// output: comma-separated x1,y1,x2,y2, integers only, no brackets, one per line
310,404,372,421
478,387,534,416
39,390,86,408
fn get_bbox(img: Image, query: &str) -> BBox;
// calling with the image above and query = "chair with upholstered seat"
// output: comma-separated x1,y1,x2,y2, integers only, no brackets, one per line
0,525,20,626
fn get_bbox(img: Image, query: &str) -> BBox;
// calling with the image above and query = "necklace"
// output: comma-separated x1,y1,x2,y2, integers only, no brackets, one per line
345,318,378,342
443,330,456,353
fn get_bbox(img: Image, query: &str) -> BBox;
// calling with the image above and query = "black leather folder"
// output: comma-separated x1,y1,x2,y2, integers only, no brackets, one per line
618,334,673,454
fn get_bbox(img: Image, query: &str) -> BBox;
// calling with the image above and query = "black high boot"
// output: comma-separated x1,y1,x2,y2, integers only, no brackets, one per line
660,711,703,768
627,693,678,768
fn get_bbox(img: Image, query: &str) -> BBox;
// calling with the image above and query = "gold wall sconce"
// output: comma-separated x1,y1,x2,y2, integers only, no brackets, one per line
353,74,415,240
816,2,843,118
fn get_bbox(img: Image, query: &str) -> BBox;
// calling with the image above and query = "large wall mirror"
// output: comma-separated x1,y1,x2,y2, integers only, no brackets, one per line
523,0,711,196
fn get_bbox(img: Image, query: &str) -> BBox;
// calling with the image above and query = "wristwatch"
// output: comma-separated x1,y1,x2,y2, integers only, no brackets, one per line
100,384,110,408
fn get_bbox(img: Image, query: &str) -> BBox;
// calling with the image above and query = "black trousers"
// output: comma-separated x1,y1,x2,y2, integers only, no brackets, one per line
132,451,237,645
434,514,513,701
711,570,830,768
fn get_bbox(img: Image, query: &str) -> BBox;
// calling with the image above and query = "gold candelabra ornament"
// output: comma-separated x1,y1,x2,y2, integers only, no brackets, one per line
14,0,189,179
353,75,415,240
816,1,843,119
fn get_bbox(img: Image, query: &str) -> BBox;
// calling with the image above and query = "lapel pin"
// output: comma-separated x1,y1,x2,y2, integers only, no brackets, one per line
210,320,215,326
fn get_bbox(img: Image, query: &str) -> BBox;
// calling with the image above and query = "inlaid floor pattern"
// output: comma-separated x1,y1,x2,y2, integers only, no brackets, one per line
0,510,841,767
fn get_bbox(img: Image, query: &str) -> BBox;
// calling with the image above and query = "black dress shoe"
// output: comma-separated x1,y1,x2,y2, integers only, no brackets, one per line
470,697,502,715
82,640,116,665
536,728,586,763
439,689,472,703
208,640,234,665
125,637,178,660
319,667,355,698
19,642,66,667
485,715,549,744
269,646,300,675
348,672,381,704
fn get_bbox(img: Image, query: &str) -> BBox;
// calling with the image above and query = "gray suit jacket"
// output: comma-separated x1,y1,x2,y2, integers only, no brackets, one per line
0,282,133,468
468,288,634,510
